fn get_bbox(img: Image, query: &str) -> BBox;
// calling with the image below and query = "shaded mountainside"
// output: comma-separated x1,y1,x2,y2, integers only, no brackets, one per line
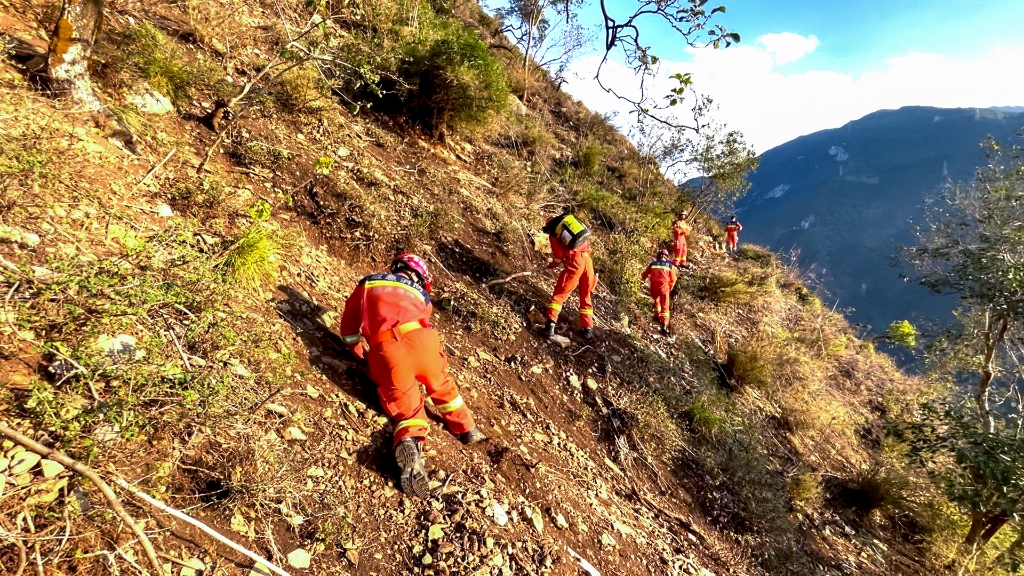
736,106,1024,332
0,1,947,576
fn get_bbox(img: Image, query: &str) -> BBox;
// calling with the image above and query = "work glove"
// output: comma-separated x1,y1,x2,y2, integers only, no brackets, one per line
348,342,368,361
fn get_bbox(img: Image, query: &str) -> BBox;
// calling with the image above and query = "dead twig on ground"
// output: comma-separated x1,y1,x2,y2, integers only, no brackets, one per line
0,423,166,576
111,477,291,576
133,148,176,191
482,271,532,288
0,516,27,576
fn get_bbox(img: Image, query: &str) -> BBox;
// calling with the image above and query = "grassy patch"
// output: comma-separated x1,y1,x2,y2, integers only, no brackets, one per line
218,224,282,293
111,23,209,106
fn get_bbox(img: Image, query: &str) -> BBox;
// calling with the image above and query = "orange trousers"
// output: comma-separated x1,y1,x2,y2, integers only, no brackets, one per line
651,289,671,324
546,252,595,328
726,233,739,251
367,327,475,447
673,237,687,266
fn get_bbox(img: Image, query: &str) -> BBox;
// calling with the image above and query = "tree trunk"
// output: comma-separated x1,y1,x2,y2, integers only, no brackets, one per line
964,510,1012,549
977,313,1009,434
47,0,104,110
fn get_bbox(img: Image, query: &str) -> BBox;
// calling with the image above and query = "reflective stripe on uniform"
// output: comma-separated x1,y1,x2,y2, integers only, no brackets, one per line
364,279,427,302
548,302,562,312
651,265,672,271
579,309,593,315
341,334,362,344
394,418,430,433
434,396,464,413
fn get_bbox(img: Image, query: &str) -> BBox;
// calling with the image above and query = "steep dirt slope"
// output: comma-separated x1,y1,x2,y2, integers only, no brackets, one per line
0,2,927,576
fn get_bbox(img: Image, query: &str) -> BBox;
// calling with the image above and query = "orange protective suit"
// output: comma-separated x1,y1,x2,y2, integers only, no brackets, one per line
339,273,475,447
672,219,691,266
641,259,677,325
546,236,595,329
725,220,742,251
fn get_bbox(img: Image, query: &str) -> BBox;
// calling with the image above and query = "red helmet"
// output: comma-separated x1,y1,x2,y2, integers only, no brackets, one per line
391,253,433,291
657,248,670,260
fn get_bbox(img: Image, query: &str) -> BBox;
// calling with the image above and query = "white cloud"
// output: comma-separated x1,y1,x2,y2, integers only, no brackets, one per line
563,39,1024,155
758,32,819,65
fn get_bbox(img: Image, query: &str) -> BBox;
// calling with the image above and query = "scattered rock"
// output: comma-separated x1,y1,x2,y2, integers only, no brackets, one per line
345,548,359,565
39,459,64,478
492,502,508,526
600,533,617,547
264,403,290,417
428,524,443,541
8,450,41,476
549,335,572,348
306,384,320,398
287,548,311,569
0,224,40,248
93,423,121,442
95,334,144,363
128,88,175,115
554,513,569,529
283,427,307,441
156,204,174,217
178,557,205,576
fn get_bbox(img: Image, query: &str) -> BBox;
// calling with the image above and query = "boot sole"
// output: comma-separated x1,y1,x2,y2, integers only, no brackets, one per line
394,441,429,499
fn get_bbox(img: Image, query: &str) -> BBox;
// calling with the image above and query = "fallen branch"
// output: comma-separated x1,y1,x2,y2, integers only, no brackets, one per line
482,271,532,288
110,477,292,576
134,148,177,191
0,423,166,576
0,516,27,576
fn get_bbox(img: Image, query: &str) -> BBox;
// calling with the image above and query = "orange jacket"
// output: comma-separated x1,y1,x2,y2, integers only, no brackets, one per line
549,234,591,265
672,219,691,241
340,273,432,348
641,259,677,294
725,221,742,236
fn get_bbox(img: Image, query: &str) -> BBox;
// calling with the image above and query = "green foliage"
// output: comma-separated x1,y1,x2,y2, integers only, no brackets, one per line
738,244,775,267
272,66,331,114
249,200,273,222
400,19,510,134
117,23,206,105
887,320,917,348
218,225,281,293
169,176,227,215
788,472,822,507
314,156,335,175
573,142,609,176
685,396,724,438
231,142,294,171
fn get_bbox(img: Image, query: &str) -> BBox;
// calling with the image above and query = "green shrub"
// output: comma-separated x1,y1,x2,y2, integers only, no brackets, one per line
788,471,822,507
218,225,281,293
739,245,776,267
272,66,331,114
117,23,205,105
401,21,509,135
573,142,609,175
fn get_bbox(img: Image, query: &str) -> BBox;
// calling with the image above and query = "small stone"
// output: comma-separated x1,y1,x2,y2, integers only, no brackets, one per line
601,533,617,547
8,451,41,475
554,513,569,529
265,403,290,416
345,549,359,565
585,378,599,390
306,384,320,398
491,502,508,526
156,204,174,217
530,512,544,534
283,427,307,441
530,365,543,374
95,334,144,362
428,524,443,541
287,548,311,569
549,335,572,348
39,459,65,478
179,557,205,576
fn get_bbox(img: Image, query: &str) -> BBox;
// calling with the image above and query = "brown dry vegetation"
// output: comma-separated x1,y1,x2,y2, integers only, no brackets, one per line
0,0,964,575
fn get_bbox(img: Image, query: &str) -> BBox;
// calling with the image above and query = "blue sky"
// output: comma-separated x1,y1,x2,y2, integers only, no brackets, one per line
562,0,1024,152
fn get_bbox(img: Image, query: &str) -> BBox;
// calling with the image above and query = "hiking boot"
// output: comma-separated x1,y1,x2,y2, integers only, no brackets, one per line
394,438,429,498
659,324,670,336
459,427,488,445
543,320,556,338
579,328,594,340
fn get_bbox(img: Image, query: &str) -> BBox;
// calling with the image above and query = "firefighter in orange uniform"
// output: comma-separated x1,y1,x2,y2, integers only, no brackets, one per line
340,253,486,498
725,215,743,253
671,213,691,267
541,213,595,340
641,249,678,335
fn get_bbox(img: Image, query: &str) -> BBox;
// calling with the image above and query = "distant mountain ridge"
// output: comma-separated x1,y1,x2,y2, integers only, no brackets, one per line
735,106,1024,331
